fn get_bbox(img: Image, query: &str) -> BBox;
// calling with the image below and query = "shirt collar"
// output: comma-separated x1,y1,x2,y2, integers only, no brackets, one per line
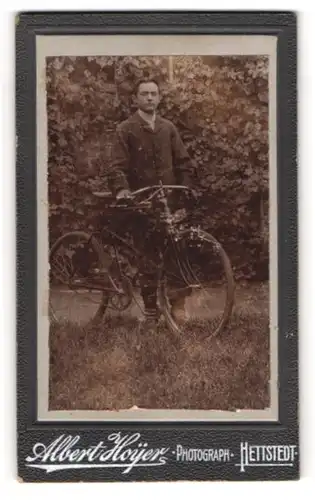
138,109,156,129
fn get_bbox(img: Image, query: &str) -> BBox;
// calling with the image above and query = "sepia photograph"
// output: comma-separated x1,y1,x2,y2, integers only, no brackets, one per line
15,11,298,483
36,35,278,420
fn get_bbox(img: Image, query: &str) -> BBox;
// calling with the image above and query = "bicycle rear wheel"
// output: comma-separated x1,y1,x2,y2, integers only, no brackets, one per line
49,231,112,328
158,227,235,337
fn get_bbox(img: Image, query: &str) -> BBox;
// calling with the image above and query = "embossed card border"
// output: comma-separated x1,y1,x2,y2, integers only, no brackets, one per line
16,11,298,482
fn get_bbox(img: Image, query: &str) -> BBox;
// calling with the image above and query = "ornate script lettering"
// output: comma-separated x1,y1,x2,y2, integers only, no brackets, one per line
25,433,169,474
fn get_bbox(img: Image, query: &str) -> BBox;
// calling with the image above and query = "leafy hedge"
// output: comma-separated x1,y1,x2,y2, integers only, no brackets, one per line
47,55,269,280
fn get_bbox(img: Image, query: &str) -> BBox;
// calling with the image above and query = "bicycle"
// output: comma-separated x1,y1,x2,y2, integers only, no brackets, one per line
49,183,235,337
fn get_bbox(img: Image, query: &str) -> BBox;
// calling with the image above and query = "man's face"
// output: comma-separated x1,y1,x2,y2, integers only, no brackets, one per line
136,81,160,113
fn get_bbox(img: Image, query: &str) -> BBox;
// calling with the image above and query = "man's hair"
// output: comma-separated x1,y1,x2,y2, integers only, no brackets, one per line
134,78,160,95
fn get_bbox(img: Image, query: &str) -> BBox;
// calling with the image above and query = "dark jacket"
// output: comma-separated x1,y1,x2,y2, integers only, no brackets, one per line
108,111,194,196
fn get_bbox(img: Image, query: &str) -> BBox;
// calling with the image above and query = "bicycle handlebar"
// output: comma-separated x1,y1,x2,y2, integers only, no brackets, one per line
92,183,198,218
130,184,193,197
92,184,194,201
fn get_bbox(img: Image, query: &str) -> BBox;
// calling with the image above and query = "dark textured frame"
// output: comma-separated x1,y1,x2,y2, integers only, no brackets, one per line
16,11,298,482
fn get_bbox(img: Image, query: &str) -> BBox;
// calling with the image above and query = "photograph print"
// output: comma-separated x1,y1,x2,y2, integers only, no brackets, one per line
37,35,277,420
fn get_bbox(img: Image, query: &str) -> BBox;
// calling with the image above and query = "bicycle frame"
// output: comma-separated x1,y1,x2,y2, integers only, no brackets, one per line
59,184,194,295
98,182,193,262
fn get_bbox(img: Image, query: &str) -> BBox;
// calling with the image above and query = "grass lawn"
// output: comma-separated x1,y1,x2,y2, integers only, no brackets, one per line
49,282,270,412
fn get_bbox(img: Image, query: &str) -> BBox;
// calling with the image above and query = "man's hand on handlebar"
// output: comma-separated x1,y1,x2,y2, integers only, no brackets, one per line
116,189,132,200
190,188,199,201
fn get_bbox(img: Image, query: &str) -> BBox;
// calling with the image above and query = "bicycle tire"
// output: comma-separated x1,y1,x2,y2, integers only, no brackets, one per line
49,231,110,328
158,227,235,337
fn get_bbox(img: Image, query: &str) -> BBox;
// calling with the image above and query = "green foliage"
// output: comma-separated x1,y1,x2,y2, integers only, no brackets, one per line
47,55,269,280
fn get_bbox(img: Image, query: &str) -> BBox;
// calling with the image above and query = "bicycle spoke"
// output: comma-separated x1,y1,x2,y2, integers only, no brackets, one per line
49,233,111,327
160,227,234,336
51,253,72,281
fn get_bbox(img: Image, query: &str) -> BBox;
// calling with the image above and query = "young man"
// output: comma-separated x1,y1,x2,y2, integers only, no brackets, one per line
108,78,195,328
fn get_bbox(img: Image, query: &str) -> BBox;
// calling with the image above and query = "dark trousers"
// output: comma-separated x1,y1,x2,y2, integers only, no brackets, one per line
132,215,160,313
132,213,191,314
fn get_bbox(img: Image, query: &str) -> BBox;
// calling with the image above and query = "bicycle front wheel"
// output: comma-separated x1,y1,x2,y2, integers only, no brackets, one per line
158,227,235,337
